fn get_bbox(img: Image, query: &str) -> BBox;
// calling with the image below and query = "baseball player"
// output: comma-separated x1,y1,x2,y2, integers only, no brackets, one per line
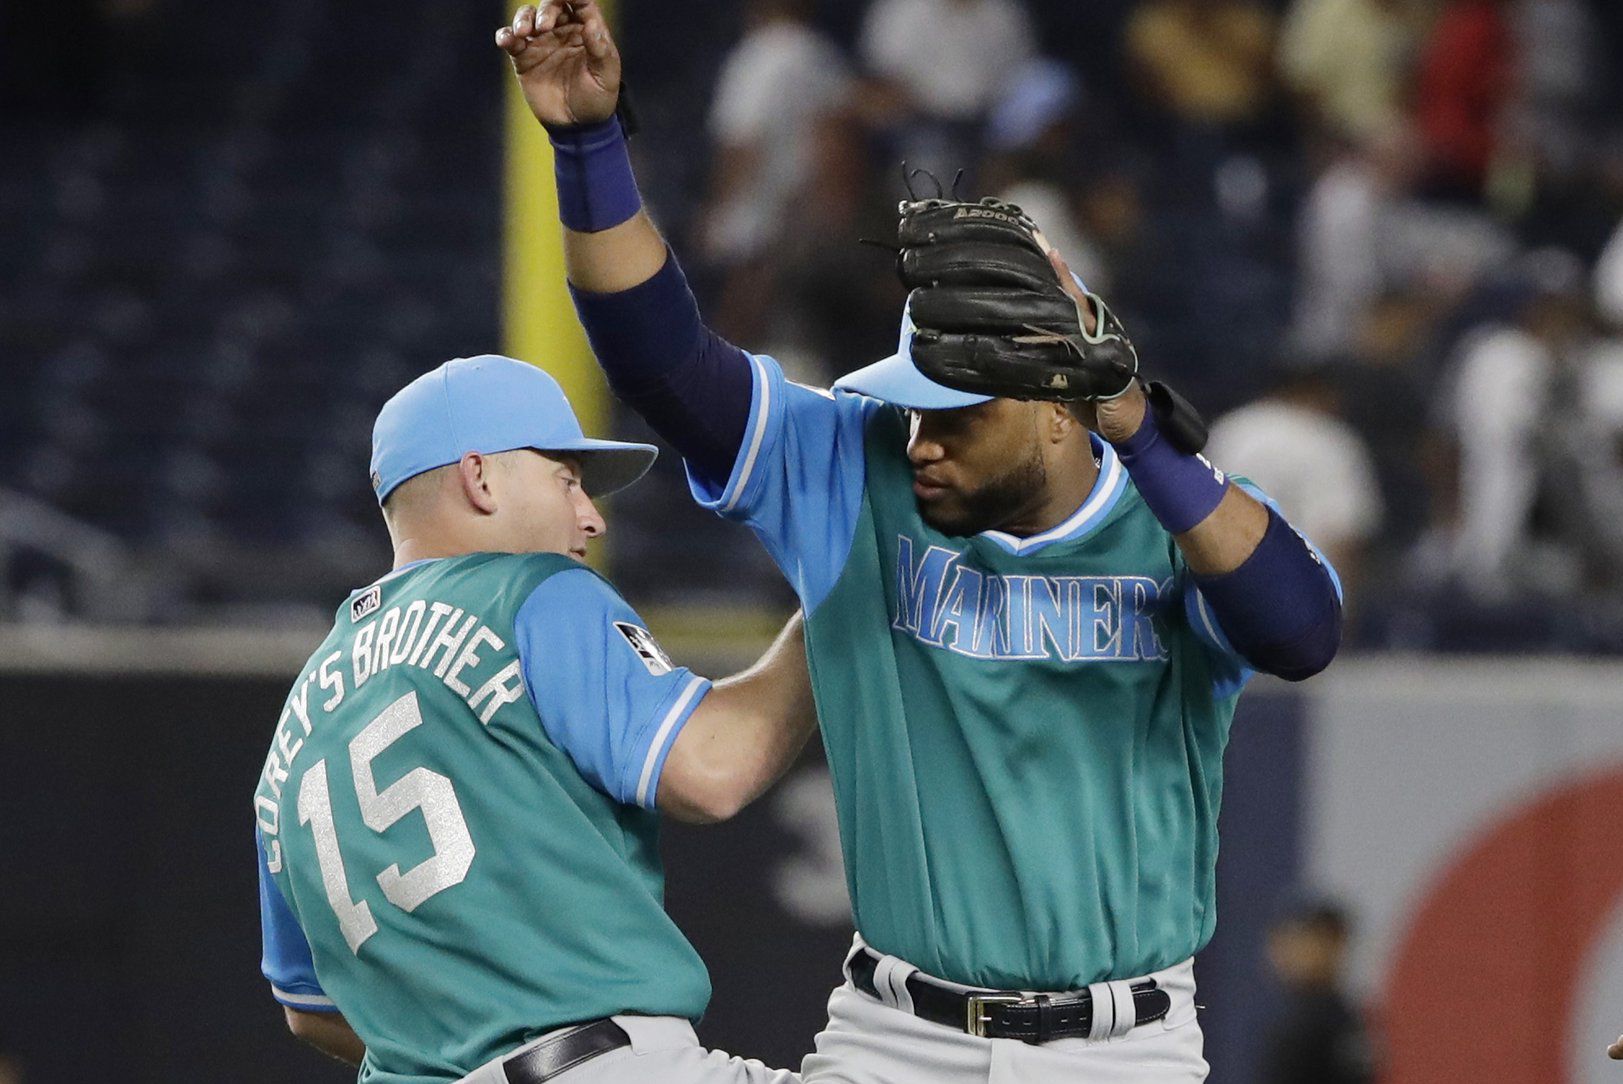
499,4,1343,1080
254,354,811,1084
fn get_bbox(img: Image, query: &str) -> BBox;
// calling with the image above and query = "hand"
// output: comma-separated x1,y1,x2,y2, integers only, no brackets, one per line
1050,248,1147,443
1609,1034,1623,1059
495,2,621,130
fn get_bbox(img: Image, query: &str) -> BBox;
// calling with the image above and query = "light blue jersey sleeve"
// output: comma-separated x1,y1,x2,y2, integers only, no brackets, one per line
1182,481,1344,698
686,353,881,613
258,830,337,1012
513,568,712,810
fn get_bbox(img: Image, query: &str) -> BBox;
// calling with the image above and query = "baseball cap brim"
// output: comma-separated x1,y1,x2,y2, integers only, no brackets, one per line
835,353,992,410
833,300,992,410
544,438,658,498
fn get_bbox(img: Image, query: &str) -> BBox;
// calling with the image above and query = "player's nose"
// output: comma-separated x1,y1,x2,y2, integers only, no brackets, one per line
906,417,947,467
576,491,606,538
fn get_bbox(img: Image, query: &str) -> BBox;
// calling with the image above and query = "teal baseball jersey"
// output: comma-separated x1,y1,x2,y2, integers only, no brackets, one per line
688,354,1333,992
254,553,712,1084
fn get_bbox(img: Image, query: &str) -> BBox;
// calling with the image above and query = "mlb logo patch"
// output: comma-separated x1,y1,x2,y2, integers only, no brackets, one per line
351,585,382,623
615,621,674,676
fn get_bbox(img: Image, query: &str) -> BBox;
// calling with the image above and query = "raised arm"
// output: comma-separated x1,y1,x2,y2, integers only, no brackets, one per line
496,3,754,483
1103,386,1340,680
658,611,817,824
1049,255,1343,682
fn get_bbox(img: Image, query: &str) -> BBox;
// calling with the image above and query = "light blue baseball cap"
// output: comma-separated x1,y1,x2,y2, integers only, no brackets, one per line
370,354,657,504
832,299,993,410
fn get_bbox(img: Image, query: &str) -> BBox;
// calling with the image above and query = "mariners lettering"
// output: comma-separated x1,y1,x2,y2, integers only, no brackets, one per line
893,536,1169,662
257,599,526,873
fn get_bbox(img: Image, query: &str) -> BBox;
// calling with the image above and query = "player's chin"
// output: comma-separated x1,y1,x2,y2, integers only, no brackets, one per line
915,492,978,537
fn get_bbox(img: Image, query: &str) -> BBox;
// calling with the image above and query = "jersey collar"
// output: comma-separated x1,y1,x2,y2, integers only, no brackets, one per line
977,434,1128,556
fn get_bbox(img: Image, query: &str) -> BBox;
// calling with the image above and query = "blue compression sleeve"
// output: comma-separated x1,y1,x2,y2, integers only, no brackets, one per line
571,253,754,482
1191,505,1343,681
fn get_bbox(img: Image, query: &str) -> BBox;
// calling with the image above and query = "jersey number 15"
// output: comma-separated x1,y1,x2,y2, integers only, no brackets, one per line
296,691,476,954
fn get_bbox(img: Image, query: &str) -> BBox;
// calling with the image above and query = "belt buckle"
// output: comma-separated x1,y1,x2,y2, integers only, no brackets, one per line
965,993,1023,1038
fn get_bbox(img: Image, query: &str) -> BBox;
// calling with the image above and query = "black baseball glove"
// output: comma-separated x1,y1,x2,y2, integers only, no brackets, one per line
896,197,1140,402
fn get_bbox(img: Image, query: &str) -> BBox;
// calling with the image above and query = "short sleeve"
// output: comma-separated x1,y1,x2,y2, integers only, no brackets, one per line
1182,480,1344,698
258,831,336,1012
685,352,878,613
513,569,711,810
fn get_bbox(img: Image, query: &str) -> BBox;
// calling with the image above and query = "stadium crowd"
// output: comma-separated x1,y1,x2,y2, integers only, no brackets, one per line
627,0,1623,652
1,0,1621,654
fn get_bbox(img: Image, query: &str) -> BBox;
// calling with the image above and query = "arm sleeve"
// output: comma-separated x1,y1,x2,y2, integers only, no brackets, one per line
686,352,878,613
1181,483,1343,694
513,569,712,810
258,831,336,1012
569,252,756,483
1183,482,1344,694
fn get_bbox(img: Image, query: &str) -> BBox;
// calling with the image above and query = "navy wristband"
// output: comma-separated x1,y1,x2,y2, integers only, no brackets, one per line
1112,406,1229,534
549,116,642,233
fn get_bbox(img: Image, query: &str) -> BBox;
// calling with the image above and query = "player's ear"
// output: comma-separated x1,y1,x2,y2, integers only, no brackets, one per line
1043,401,1080,444
457,452,501,515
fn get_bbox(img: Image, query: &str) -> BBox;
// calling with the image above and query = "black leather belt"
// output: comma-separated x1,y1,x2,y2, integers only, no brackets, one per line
502,1019,631,1083
849,948,1172,1043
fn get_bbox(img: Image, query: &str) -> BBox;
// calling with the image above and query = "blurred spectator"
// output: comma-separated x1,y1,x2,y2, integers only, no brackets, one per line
1414,0,1513,200
1290,129,1420,359
1260,901,1379,1084
1595,217,1623,328
860,0,1036,167
1207,367,1384,608
861,0,1034,123
1503,0,1598,180
1125,0,1277,132
1545,303,1623,599
1277,0,1423,141
1292,123,1520,359
982,60,1111,292
1337,291,1445,561
702,0,852,344
1434,250,1614,596
769,109,902,383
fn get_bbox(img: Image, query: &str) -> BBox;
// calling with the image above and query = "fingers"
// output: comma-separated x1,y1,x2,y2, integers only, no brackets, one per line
583,22,612,61
569,0,615,58
496,2,577,58
1047,249,1077,293
1609,1035,1623,1059
1047,250,1098,334
536,1,569,34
